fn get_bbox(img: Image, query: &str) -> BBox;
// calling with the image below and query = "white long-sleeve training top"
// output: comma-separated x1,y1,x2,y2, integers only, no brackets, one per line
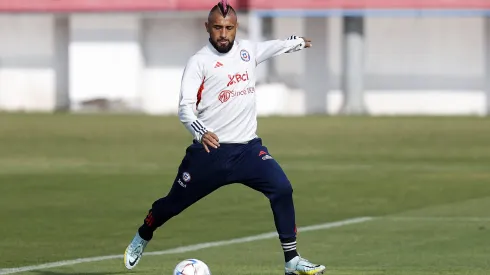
178,37,306,144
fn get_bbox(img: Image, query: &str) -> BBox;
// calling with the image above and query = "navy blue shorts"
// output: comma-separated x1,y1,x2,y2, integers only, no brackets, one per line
166,138,292,210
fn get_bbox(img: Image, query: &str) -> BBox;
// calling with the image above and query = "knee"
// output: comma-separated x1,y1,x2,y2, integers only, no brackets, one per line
271,180,293,199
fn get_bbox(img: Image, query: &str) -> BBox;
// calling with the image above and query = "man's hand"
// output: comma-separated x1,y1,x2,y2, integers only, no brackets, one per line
201,131,220,153
301,37,312,48
286,35,312,53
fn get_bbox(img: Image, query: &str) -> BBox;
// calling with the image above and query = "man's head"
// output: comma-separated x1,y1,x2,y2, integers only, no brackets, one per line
205,0,238,54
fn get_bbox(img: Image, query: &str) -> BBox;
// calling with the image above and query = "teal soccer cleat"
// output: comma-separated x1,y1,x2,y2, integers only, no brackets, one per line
124,232,148,270
285,256,326,275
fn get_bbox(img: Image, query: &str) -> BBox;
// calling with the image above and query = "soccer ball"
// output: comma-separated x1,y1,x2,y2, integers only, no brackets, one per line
173,259,211,275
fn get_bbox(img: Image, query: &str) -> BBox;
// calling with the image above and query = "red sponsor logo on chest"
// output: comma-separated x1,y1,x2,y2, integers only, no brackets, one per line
227,71,249,87
218,87,255,103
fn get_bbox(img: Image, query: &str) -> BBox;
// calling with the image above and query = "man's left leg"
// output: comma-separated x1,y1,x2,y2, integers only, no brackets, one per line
228,138,326,275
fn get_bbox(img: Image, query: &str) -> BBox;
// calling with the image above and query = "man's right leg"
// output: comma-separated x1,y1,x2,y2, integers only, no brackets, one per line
124,143,227,269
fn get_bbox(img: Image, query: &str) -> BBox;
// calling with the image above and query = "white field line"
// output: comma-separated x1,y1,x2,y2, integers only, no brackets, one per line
385,216,490,222
0,217,373,275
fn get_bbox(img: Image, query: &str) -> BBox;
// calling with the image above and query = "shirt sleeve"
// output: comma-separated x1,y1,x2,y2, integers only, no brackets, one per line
255,37,306,65
178,55,209,142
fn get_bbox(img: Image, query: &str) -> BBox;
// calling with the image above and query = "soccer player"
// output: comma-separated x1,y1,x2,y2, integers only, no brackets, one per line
124,1,326,274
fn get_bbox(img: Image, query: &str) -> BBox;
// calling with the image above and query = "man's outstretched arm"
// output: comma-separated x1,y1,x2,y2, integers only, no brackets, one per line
255,36,312,65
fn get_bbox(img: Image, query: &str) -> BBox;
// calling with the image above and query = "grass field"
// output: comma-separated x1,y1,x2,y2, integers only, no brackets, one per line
1,114,490,275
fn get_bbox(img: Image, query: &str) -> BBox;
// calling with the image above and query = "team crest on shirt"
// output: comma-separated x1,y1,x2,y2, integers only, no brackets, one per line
240,49,250,62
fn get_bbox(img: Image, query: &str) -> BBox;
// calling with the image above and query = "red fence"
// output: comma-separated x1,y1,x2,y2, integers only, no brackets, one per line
249,0,490,10
0,0,489,12
0,0,240,12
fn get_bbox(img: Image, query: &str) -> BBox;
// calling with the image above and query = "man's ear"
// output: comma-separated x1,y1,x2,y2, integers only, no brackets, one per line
205,22,210,33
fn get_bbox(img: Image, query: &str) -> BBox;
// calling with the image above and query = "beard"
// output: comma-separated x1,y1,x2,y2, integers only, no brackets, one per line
210,38,234,53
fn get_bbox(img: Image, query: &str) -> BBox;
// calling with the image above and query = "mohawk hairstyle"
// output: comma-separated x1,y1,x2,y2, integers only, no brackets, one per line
219,0,229,15
210,0,235,17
